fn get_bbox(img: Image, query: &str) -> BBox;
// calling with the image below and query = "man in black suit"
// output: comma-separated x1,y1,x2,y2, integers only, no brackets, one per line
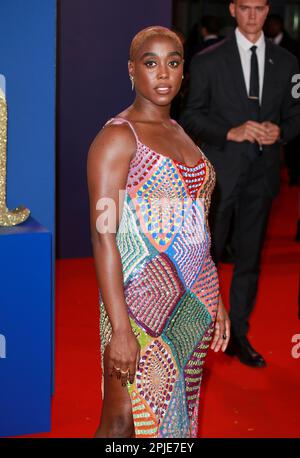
181,0,300,368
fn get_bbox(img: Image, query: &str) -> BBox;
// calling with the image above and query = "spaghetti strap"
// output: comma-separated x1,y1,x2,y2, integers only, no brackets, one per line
105,117,139,145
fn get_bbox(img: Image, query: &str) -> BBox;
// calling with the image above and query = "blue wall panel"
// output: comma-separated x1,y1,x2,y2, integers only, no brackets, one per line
0,0,56,236
0,218,52,436
0,0,56,420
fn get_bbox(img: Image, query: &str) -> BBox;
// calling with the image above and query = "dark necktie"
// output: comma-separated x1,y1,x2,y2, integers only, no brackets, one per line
249,45,259,103
248,45,262,157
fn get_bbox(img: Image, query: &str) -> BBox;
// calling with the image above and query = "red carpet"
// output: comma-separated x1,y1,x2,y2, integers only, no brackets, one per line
23,170,300,438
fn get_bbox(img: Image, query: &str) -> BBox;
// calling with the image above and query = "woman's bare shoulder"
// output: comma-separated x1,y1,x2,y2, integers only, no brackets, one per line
88,120,137,163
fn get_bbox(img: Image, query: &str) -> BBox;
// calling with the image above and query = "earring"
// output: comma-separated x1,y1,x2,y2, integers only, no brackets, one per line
129,75,135,91
182,75,184,80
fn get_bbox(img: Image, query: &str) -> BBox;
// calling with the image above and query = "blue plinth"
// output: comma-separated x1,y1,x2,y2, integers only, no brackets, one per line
0,216,52,437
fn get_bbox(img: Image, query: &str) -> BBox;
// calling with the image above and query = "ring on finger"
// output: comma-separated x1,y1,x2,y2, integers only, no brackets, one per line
120,369,129,375
222,333,227,340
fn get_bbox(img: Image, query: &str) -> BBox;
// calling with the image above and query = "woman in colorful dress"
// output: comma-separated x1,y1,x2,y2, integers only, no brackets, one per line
87,26,230,439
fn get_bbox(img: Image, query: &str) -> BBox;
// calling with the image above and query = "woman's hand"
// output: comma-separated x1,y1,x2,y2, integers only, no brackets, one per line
211,295,230,353
108,327,140,387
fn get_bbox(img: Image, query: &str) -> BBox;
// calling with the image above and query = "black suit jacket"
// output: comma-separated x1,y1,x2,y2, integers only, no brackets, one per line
180,32,300,198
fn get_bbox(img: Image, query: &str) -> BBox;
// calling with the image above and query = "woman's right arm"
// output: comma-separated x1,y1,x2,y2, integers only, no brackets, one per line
87,123,139,385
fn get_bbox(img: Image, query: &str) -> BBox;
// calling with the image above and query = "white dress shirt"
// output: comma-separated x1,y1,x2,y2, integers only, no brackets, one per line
235,27,266,104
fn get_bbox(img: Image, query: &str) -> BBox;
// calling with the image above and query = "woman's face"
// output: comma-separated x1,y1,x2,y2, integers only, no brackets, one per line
129,35,184,107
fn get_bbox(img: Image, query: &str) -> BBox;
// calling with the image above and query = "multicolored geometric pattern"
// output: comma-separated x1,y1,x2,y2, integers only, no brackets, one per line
116,199,150,283
99,117,219,438
162,292,212,368
125,253,185,337
159,374,190,438
134,156,187,251
136,339,177,418
184,324,215,420
174,160,206,200
130,390,159,437
165,201,209,289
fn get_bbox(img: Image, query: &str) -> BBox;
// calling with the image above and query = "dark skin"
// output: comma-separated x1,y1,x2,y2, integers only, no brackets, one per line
87,35,230,439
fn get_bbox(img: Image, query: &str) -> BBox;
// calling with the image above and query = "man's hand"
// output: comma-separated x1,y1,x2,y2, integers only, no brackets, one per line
227,121,267,144
227,121,281,146
260,121,281,145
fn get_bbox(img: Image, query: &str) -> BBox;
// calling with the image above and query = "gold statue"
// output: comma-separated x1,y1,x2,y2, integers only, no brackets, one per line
0,77,30,226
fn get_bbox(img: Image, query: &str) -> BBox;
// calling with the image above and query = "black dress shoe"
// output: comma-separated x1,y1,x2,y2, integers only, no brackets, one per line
225,335,266,368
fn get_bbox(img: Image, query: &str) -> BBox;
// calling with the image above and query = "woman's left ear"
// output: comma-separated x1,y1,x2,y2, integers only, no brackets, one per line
128,60,134,73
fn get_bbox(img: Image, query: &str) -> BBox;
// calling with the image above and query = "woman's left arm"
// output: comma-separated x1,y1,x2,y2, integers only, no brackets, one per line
210,294,230,352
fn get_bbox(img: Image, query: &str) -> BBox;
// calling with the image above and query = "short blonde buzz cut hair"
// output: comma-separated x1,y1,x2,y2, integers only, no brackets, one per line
129,26,184,61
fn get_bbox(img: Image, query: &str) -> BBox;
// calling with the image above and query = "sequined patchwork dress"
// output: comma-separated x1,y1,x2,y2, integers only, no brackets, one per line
99,117,219,438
